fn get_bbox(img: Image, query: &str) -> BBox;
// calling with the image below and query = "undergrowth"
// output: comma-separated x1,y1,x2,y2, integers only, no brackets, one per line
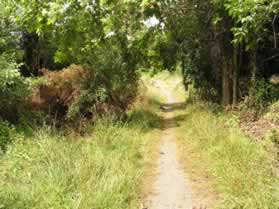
0,79,162,209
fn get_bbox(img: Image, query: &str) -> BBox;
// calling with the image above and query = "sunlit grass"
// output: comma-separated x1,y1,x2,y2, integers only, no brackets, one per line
177,104,279,209
153,72,279,209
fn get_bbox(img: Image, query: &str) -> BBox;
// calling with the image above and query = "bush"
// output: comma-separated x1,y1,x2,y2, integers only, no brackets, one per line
0,121,20,152
0,55,31,121
239,79,279,117
254,79,279,104
30,63,138,125
29,65,89,121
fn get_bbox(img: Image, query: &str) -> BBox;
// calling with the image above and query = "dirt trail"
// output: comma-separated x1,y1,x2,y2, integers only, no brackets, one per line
144,81,193,209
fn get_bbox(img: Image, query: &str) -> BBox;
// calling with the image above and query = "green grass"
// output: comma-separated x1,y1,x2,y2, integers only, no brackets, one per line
152,72,279,208
177,103,279,209
0,82,162,209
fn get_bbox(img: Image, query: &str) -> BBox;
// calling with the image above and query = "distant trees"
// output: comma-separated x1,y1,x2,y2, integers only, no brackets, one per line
146,0,279,106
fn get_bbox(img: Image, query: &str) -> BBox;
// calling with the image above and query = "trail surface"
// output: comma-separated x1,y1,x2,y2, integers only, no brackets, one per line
145,81,193,209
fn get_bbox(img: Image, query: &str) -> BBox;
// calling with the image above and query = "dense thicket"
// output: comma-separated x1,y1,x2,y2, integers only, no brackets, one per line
0,0,156,126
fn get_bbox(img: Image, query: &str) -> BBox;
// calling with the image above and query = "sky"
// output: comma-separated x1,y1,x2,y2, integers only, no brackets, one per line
144,16,160,28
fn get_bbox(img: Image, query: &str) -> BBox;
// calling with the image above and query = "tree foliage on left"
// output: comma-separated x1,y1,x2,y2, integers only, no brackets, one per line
0,0,153,124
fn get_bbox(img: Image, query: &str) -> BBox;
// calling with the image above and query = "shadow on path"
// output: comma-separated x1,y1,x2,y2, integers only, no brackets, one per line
160,102,187,112
160,102,188,130
161,114,189,130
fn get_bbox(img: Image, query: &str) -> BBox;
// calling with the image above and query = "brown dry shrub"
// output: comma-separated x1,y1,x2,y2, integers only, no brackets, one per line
28,64,139,130
29,64,89,117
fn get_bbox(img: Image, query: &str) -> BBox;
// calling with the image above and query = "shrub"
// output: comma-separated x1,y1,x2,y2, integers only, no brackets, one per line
0,121,20,152
239,79,279,117
30,63,138,125
254,79,279,104
0,55,31,122
29,64,88,120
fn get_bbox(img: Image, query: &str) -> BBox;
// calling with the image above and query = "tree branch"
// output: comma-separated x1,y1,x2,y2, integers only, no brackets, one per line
272,14,278,48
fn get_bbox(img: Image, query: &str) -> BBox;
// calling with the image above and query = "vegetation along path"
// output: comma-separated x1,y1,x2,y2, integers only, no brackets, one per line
144,80,193,209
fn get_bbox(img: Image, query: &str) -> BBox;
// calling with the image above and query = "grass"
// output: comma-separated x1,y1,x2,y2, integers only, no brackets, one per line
3,70,276,209
0,80,163,209
176,103,279,209
152,72,279,208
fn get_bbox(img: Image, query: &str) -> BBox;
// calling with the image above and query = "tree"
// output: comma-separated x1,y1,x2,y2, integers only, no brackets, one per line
1,0,152,120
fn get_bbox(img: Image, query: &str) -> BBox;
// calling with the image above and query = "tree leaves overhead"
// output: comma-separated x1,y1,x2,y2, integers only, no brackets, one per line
0,0,278,111
3,0,149,64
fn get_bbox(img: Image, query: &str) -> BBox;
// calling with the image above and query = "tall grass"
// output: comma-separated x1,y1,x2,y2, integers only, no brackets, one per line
0,83,162,209
178,104,279,209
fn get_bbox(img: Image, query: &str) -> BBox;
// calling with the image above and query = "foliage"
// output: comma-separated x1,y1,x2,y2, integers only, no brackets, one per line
0,0,278,116
28,61,138,124
144,0,279,105
0,55,31,121
1,0,149,121
0,3,21,56
29,65,88,119
224,0,279,48
253,79,279,104
0,121,22,153
144,0,223,101
0,56,30,99
240,79,279,112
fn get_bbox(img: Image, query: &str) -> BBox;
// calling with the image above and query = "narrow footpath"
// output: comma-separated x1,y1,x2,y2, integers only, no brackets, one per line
144,81,193,209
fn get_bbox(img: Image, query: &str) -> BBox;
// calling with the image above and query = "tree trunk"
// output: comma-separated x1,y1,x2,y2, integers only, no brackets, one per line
222,55,231,105
250,52,257,87
181,58,189,91
232,45,238,106
249,51,257,98
238,42,243,99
